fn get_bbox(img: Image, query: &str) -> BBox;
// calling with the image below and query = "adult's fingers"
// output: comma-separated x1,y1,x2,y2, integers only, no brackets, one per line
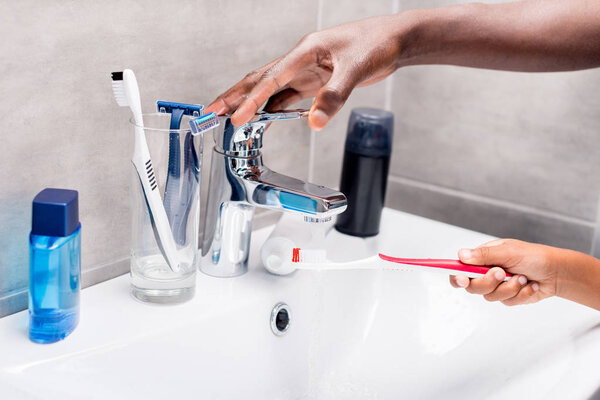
205,56,285,115
264,88,304,111
483,275,528,302
308,67,362,130
502,282,539,306
231,49,313,126
464,267,506,295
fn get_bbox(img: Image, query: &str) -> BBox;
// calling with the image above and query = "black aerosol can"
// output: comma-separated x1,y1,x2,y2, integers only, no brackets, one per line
335,108,393,237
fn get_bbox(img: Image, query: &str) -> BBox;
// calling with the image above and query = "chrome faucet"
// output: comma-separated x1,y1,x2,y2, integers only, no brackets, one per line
200,110,347,277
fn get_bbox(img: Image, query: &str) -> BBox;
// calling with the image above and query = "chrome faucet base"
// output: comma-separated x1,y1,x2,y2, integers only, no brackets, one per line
200,200,254,278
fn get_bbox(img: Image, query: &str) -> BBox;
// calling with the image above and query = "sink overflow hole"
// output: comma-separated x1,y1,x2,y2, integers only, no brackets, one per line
271,303,291,336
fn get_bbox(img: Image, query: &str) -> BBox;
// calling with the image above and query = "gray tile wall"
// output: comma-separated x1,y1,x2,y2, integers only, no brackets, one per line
309,0,392,187
310,0,600,257
1,0,599,317
389,0,600,255
0,0,316,317
386,65,600,253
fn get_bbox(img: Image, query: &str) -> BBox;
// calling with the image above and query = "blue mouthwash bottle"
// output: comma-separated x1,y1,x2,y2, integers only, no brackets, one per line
29,188,81,344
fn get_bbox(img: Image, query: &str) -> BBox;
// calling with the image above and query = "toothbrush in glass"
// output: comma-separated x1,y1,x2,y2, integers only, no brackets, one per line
111,70,180,273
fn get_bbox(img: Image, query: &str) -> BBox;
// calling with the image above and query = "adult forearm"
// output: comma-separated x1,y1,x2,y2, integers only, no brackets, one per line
398,0,600,72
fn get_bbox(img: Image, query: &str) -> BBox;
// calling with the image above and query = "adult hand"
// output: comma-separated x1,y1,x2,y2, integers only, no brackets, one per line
205,15,407,130
207,1,600,129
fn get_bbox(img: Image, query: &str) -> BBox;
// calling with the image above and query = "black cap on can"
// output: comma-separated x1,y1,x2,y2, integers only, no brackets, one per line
344,108,394,157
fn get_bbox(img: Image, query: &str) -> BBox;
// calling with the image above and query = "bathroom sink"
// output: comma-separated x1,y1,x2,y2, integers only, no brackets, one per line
1,208,599,399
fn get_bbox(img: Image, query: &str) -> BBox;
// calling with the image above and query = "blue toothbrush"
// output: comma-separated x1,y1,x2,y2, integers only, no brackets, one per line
157,101,203,245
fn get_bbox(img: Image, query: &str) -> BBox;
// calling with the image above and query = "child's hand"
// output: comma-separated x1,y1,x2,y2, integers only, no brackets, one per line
449,239,559,306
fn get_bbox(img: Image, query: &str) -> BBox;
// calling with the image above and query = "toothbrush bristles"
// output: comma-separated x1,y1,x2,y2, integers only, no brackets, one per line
293,248,327,264
110,71,128,107
111,81,128,107
111,71,123,81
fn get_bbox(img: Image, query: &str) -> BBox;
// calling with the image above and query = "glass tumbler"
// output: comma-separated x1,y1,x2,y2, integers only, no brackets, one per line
129,113,202,304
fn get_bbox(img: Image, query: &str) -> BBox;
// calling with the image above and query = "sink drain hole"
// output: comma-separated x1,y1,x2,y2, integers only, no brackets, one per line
271,303,291,336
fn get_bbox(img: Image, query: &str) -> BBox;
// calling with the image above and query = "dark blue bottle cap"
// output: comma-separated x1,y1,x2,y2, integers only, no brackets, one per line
32,189,79,237
345,108,394,157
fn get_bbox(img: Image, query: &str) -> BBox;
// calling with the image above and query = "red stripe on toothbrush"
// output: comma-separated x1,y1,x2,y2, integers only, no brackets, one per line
378,254,512,277
292,248,300,263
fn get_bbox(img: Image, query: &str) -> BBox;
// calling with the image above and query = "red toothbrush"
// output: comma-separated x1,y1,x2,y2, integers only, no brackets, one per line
378,254,512,280
263,247,512,279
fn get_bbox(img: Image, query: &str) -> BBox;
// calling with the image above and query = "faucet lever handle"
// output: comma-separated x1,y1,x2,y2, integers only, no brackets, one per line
217,109,309,156
249,109,309,124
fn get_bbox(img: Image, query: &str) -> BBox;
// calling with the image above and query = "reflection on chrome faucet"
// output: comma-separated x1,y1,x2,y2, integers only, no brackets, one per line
201,111,347,277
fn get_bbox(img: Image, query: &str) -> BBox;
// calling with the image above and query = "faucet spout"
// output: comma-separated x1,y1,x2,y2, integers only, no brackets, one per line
246,166,347,217
200,111,347,277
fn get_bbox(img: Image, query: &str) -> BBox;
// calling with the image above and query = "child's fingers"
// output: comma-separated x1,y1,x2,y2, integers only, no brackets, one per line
476,239,506,248
449,275,461,288
465,267,506,295
449,275,470,288
459,246,501,266
501,282,539,306
483,275,527,302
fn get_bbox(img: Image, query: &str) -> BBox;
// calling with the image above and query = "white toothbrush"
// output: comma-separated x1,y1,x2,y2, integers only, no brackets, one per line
264,247,512,281
111,69,181,273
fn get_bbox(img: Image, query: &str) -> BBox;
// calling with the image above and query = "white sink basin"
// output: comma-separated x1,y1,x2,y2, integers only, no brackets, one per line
1,208,599,399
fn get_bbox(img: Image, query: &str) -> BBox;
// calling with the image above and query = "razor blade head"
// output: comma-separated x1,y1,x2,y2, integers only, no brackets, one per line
189,112,220,136
157,101,204,117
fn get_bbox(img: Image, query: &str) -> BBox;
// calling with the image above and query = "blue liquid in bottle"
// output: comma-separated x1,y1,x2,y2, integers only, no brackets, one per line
29,188,81,344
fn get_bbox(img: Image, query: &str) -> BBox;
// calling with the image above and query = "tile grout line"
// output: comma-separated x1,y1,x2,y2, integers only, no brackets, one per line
385,0,401,111
590,193,600,257
0,288,27,318
388,174,596,228
394,0,402,12
307,0,324,182
0,288,27,302
384,71,394,112
307,130,317,182
316,0,323,31
82,256,129,275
